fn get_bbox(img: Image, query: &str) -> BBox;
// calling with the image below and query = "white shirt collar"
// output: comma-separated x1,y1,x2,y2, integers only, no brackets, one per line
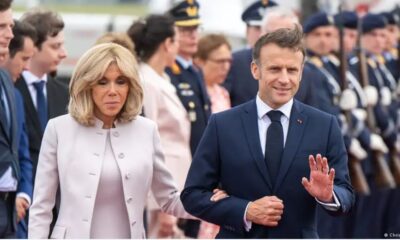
176,55,193,70
22,70,48,85
256,94,293,121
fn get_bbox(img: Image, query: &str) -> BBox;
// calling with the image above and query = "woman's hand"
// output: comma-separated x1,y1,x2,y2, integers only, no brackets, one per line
210,188,229,202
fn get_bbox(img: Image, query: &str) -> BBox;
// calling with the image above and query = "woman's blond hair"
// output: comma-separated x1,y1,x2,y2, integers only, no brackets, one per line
68,42,143,126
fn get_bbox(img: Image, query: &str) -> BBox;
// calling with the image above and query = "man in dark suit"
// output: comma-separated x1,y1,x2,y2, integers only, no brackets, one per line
3,19,37,238
15,9,69,180
0,1,33,238
181,27,354,238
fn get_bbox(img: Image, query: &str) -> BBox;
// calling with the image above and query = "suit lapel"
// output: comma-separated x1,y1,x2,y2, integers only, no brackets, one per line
241,100,272,190
0,74,11,142
274,100,307,192
15,76,42,137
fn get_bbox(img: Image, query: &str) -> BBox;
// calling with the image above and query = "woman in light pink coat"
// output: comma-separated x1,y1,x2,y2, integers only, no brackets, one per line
28,43,226,239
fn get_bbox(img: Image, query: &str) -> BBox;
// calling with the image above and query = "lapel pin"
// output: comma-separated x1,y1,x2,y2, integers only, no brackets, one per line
297,119,303,124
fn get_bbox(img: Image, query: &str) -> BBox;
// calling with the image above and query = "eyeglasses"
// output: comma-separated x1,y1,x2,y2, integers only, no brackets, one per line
207,58,233,65
177,26,203,36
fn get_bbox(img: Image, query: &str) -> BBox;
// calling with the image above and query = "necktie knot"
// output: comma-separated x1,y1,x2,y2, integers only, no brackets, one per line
33,80,45,92
267,110,282,123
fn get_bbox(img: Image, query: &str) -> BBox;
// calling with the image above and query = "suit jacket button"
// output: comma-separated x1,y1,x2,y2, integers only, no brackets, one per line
113,131,119,137
127,197,132,203
125,173,131,179
118,153,125,159
131,220,136,226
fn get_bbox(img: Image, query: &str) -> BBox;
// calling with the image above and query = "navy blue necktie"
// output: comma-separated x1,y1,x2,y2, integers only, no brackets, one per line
265,110,284,186
33,81,48,132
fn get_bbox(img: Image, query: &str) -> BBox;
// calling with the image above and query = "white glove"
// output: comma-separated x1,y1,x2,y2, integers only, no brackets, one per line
364,85,378,106
352,108,367,122
380,87,392,106
370,133,389,153
340,89,358,111
349,138,368,160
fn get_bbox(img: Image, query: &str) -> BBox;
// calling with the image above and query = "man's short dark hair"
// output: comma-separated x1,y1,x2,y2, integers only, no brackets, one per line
0,0,12,12
9,20,37,58
21,9,64,49
252,25,305,64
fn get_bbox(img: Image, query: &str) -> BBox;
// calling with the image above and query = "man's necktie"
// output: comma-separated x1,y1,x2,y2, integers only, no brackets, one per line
33,80,48,132
265,110,284,186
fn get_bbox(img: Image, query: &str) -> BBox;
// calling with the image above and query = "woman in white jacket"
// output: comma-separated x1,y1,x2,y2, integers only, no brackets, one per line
28,43,225,238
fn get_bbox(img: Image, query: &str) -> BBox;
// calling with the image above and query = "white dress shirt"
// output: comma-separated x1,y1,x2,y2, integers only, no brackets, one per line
22,71,48,109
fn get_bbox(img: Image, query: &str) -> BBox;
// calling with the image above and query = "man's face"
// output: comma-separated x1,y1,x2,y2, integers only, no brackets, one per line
251,43,303,109
385,24,398,50
0,8,14,65
246,25,261,48
5,37,36,81
343,28,358,54
177,25,199,59
31,30,67,75
362,28,386,55
305,25,336,56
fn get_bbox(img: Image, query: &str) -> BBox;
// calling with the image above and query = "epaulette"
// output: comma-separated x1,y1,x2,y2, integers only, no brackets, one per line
327,54,340,67
389,48,398,59
376,54,386,65
367,58,377,68
308,56,323,68
171,62,181,75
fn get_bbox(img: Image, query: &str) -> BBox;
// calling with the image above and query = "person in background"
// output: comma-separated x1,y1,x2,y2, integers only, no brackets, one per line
3,19,36,239
165,0,211,236
127,14,191,238
95,32,135,57
241,0,277,48
192,33,233,238
0,1,29,238
194,34,232,114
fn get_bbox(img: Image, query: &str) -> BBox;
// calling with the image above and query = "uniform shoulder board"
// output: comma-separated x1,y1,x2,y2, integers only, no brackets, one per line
171,62,181,75
389,48,398,59
349,56,359,65
327,54,340,67
367,58,377,68
376,54,385,65
308,56,323,68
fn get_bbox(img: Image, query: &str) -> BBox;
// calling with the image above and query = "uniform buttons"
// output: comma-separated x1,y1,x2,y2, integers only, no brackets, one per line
118,153,125,159
82,219,89,222
131,220,136,226
96,132,103,135
113,131,120,137
89,172,96,176
93,153,100,157
125,173,131,179
127,197,133,203
85,195,91,199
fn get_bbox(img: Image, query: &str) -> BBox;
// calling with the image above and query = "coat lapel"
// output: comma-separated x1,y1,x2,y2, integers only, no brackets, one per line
241,100,273,190
15,76,42,137
274,100,307,192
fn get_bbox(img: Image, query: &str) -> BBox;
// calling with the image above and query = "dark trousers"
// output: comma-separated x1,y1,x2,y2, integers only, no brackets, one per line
0,192,16,238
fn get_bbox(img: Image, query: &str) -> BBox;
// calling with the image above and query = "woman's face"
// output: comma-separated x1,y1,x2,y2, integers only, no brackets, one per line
92,63,129,124
166,27,180,67
200,44,232,85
